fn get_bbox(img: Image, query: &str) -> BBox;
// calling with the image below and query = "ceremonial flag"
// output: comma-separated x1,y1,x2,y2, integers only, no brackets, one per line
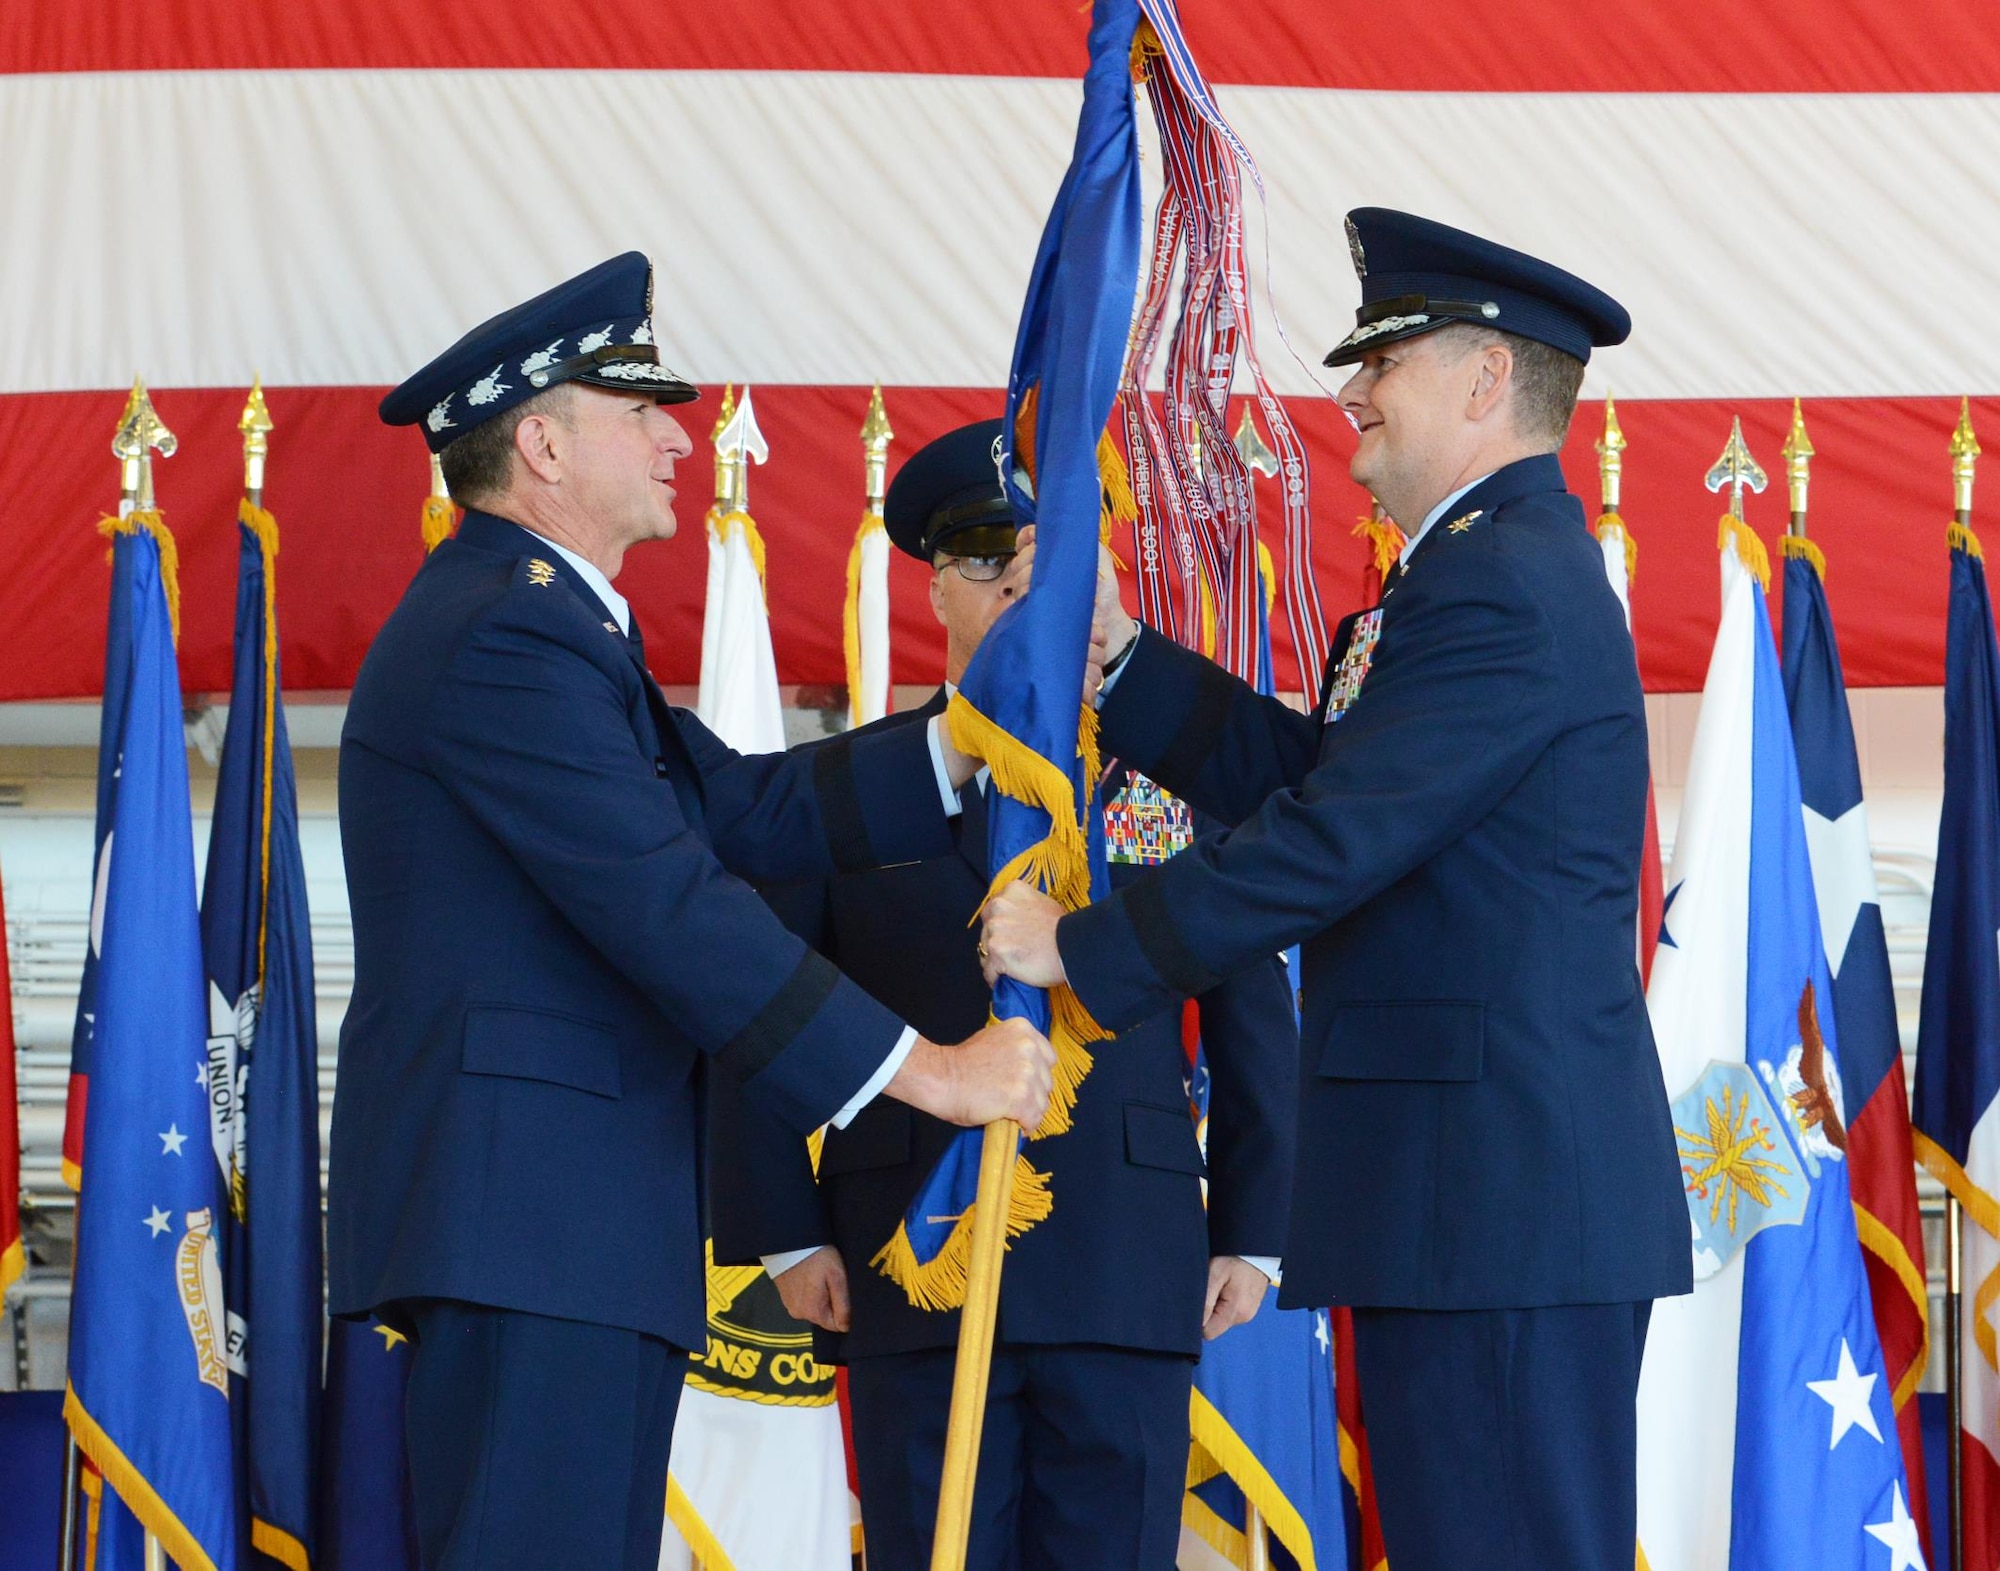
66,510,243,1570
1635,521,1921,1571
1593,490,1665,984
200,498,324,1571
661,1255,851,1571
1782,533,1932,1558
697,385,786,756
872,0,1142,1307
317,1316,419,1571
0,861,21,1297
1911,517,2000,1571
844,386,894,729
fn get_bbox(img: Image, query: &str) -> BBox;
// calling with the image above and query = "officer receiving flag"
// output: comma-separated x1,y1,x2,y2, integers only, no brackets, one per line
1636,423,1921,1571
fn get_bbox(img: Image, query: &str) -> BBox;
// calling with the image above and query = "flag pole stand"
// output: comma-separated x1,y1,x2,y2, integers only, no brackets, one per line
1244,1501,1270,1571
929,1120,1019,1571
1949,1194,1964,1571
56,1433,78,1571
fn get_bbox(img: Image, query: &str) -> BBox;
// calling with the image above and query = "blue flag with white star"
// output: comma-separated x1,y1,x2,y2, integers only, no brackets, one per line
200,505,323,1570
65,516,243,1570
1731,571,1922,1568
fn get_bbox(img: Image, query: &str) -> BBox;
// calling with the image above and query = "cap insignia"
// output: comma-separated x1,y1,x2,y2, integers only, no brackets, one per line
519,338,565,378
1446,510,1484,535
526,558,557,587
594,360,671,382
577,326,615,354
1345,216,1367,278
1348,313,1430,347
426,396,455,434
630,322,654,345
467,364,512,407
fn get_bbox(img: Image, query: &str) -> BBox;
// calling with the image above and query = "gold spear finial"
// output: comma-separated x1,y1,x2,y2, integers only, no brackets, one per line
713,385,769,515
1704,417,1768,521
861,385,894,516
1232,405,1279,479
712,383,739,512
1780,398,1814,535
239,377,274,499
1595,394,1626,514
112,376,177,509
1952,397,1981,520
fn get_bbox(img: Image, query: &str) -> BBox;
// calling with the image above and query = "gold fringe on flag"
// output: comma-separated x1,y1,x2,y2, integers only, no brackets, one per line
1779,533,1827,580
98,510,181,647
1257,540,1278,615
869,1152,1055,1313
1718,515,1771,588
420,494,458,554
1352,515,1405,580
707,508,770,598
843,512,885,727
1950,520,1985,559
1097,430,1135,568
1595,512,1639,584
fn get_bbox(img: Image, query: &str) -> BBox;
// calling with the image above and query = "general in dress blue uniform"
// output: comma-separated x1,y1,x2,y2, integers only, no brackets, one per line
327,258,1053,1571
708,421,1298,1570
983,212,1693,1571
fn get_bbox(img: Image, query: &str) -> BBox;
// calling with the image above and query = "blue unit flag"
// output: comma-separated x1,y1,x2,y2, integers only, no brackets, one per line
200,502,324,1571
66,514,243,1570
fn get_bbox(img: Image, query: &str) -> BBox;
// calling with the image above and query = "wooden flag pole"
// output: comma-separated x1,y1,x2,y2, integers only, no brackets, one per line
929,1119,1020,1571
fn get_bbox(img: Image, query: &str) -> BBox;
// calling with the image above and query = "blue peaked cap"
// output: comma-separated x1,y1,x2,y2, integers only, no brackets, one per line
1324,208,1630,367
883,418,1026,562
380,252,698,453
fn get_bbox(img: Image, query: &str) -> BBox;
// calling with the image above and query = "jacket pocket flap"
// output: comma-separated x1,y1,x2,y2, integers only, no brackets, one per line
818,1104,913,1176
1318,1002,1485,1082
1124,1102,1206,1175
462,1005,622,1099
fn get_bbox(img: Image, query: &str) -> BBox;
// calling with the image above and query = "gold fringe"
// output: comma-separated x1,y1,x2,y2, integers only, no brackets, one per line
99,510,181,647
1188,1387,1321,1570
1596,512,1639,585
1257,540,1278,615
0,1238,22,1298
1851,1200,1931,1411
1717,515,1771,589
844,512,884,726
1198,569,1217,660
868,1153,1054,1312
1780,533,1827,581
250,1519,312,1571
420,494,457,553
241,500,281,1011
1951,520,1985,559
666,1474,738,1571
1130,17,1163,81
711,509,769,598
66,1384,219,1571
1351,516,1405,580
1097,428,1136,567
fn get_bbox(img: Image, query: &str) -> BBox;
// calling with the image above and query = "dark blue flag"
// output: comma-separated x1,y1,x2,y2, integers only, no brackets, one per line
874,0,1143,1307
200,501,323,1570
65,511,242,1569
317,1316,420,1571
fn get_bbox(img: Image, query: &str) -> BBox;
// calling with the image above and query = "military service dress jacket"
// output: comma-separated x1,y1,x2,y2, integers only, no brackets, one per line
1059,455,1693,1313
709,690,1298,1362
328,511,955,1351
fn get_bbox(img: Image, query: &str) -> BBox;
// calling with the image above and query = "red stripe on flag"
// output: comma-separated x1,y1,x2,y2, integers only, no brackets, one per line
5,0,2000,91
0,386,1987,702
1968,1427,2000,1571
1638,780,1664,988
1332,1307,1389,1571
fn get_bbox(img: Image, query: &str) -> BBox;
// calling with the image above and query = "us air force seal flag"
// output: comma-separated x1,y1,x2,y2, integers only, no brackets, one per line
1636,531,1921,1571
66,521,243,1570
1912,521,2000,1569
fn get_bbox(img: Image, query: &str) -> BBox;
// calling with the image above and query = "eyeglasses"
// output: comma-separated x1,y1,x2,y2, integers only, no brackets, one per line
941,553,1017,584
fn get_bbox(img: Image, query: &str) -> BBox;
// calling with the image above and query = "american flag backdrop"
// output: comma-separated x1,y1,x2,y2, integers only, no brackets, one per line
1,0,1997,701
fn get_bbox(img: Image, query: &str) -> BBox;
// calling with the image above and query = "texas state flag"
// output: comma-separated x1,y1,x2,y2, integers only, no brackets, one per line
1635,527,1921,1571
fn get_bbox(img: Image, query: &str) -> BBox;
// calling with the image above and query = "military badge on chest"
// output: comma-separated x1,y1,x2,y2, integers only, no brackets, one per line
1323,608,1382,727
1102,772,1194,866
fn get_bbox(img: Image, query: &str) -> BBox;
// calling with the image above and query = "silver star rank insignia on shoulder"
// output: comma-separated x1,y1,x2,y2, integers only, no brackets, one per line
526,558,557,586
1446,509,1484,535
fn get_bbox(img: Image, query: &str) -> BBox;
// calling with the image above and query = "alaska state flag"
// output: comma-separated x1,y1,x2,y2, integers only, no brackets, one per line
317,1316,420,1571
1911,522,2000,1571
66,514,242,1570
1635,526,1922,1571
200,503,323,1571
1781,541,1931,1558
875,0,1141,1306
